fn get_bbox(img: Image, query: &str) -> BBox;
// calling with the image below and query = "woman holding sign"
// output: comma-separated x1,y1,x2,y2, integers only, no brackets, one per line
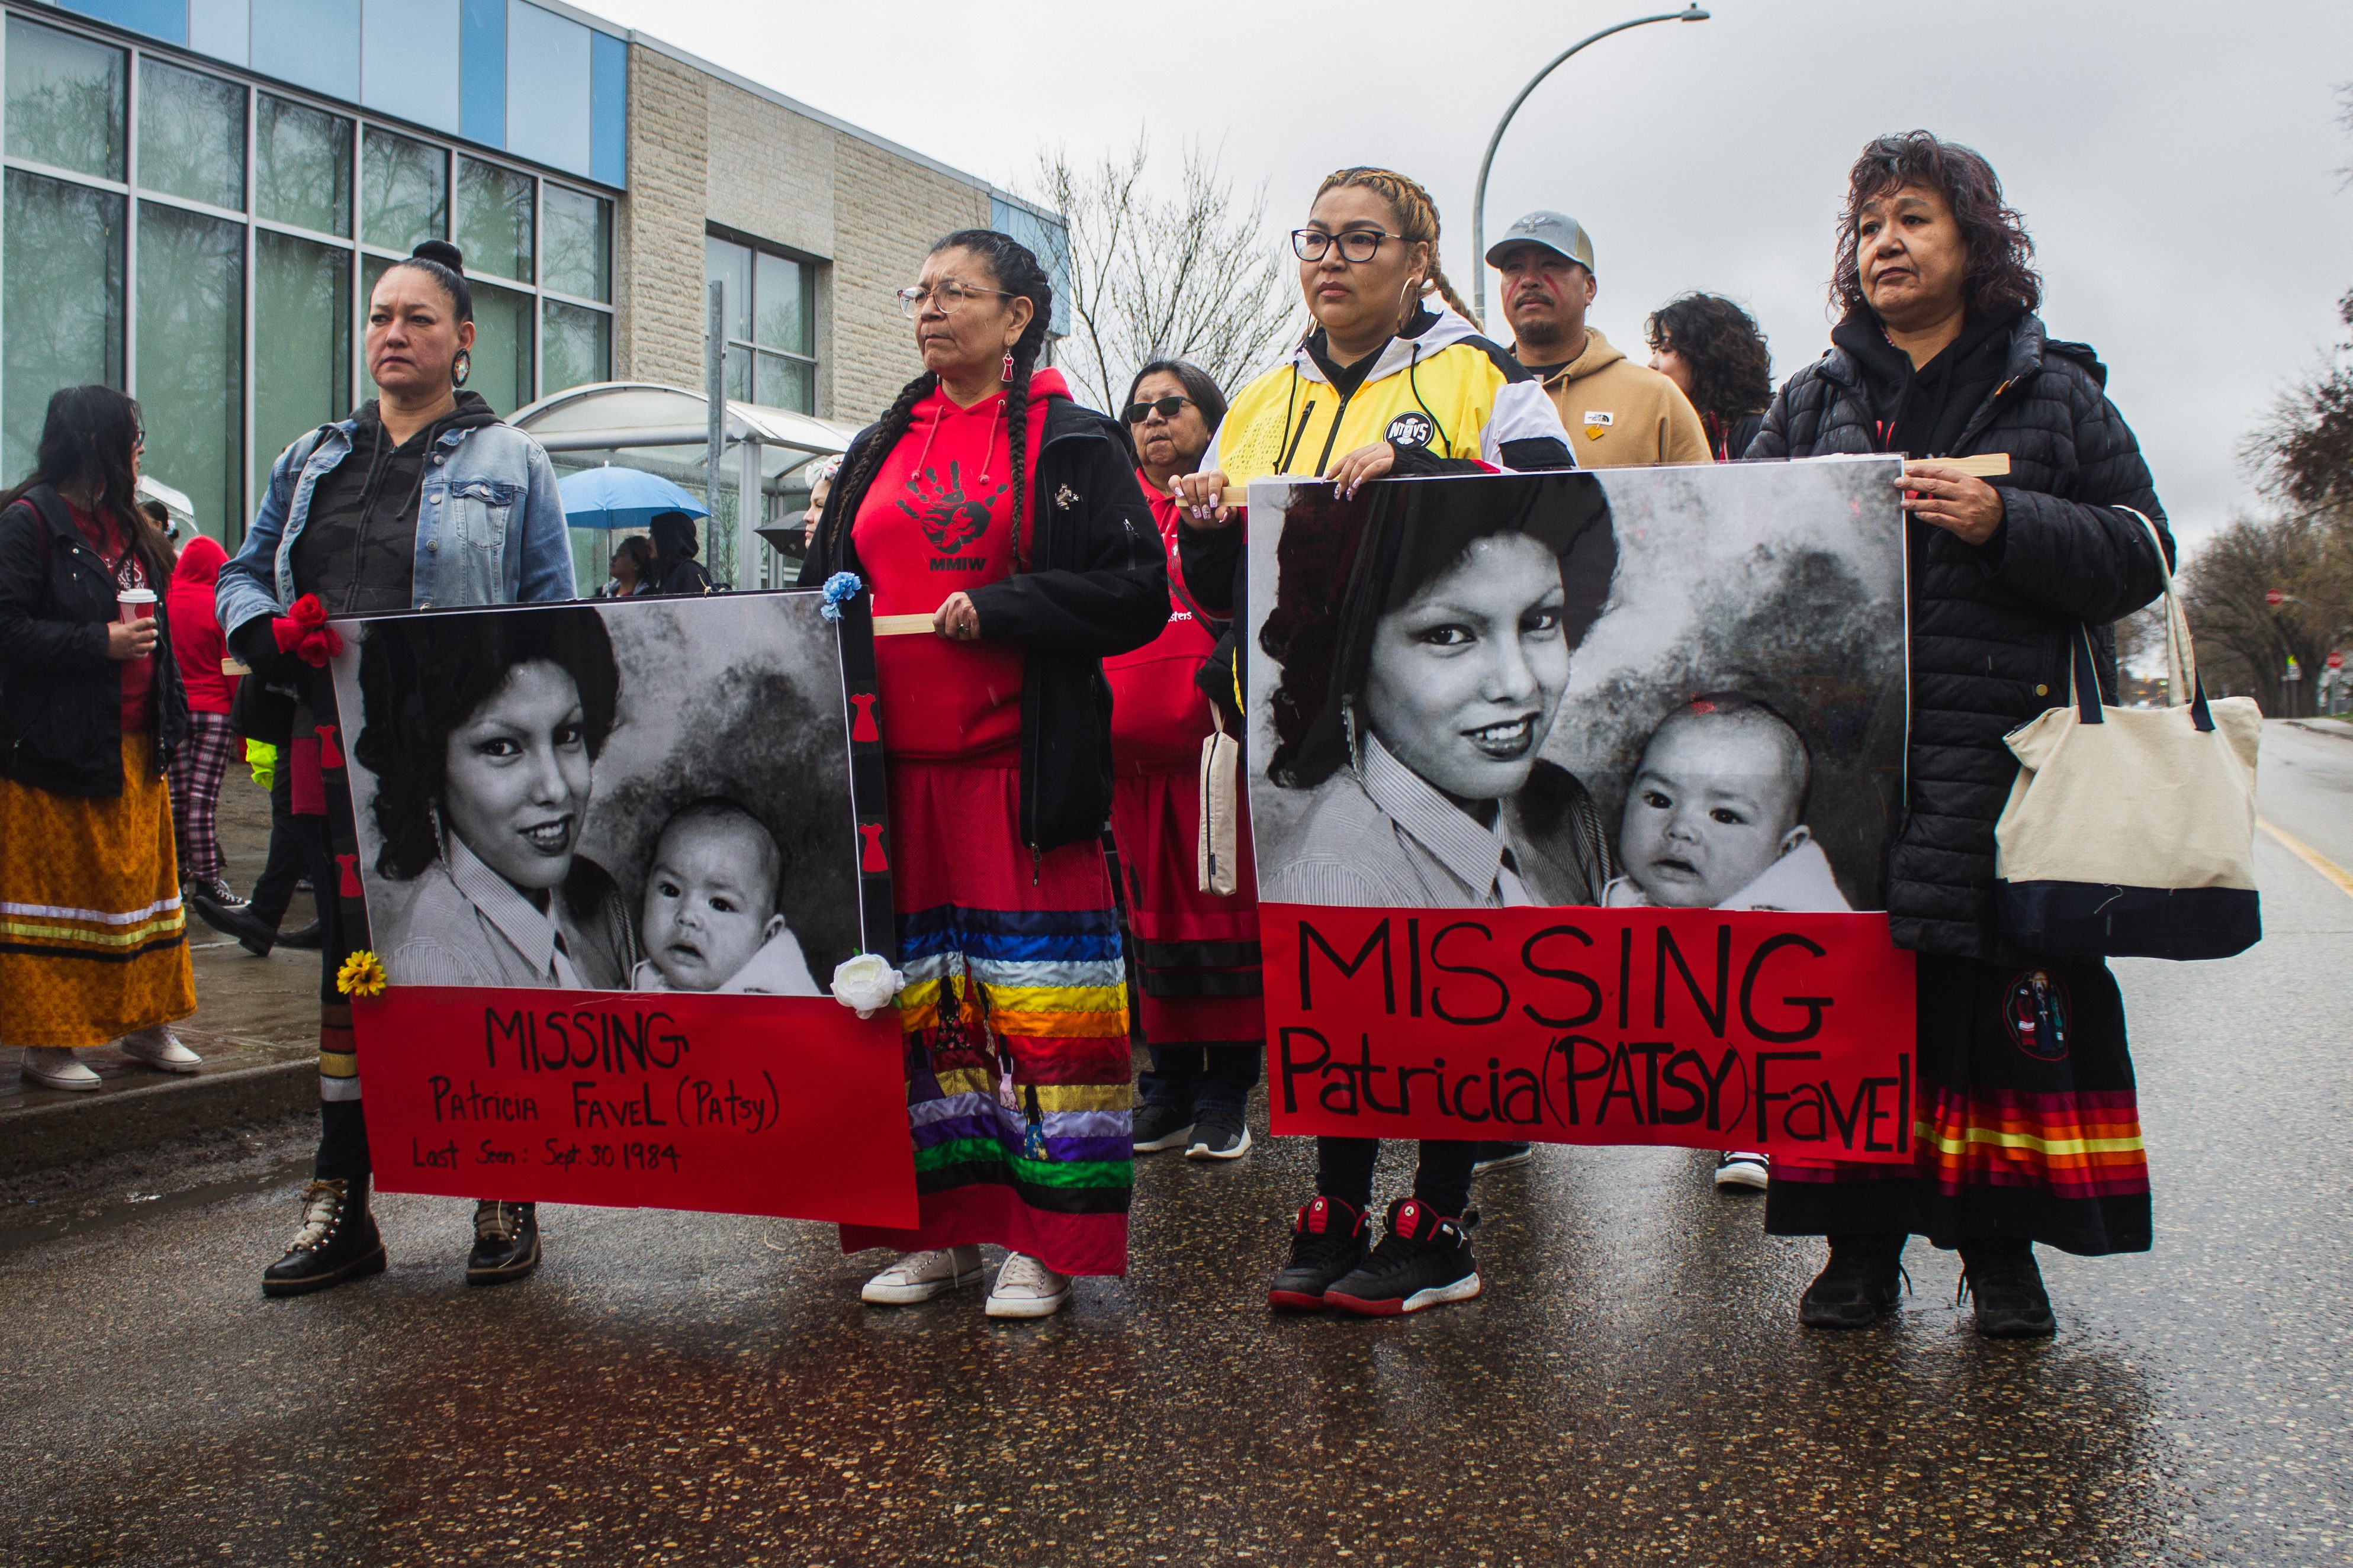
1750,132,2171,1338
1171,167,1579,1316
0,385,200,1090
799,230,1163,1318
217,239,576,1297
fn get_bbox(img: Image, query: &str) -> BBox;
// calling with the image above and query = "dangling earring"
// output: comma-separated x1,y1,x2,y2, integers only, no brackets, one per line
1001,350,1015,383
452,350,471,388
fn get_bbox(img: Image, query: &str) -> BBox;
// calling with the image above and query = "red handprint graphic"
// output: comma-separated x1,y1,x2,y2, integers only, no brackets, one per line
898,460,1005,556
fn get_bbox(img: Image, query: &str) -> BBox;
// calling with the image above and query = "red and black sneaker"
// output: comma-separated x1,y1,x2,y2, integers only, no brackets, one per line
1322,1197,1482,1317
1266,1196,1368,1311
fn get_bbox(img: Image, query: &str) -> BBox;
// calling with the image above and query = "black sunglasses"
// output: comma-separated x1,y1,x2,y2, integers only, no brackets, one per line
1123,395,1192,424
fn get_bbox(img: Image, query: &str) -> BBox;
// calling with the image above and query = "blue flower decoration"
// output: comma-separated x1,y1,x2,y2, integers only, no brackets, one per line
819,571,864,623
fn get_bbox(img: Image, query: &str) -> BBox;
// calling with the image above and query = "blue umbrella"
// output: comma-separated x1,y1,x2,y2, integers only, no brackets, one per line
558,465,711,532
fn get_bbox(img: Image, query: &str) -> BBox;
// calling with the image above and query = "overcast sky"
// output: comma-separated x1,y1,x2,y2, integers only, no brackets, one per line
586,0,2353,555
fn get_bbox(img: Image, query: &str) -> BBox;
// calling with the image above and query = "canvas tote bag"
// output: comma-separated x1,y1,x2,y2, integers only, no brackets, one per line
1993,508,2262,959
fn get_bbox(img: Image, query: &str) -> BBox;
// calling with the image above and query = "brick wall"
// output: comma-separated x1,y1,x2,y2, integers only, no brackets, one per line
615,46,709,394
613,46,991,428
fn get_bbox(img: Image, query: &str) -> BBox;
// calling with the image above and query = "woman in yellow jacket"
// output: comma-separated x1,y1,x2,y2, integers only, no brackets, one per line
1172,166,1576,1317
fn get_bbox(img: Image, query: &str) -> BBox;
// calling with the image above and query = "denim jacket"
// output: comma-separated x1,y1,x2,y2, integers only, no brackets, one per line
216,416,576,636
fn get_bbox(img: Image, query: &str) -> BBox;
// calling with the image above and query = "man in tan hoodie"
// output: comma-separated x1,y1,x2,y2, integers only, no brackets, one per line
1487,210,1712,468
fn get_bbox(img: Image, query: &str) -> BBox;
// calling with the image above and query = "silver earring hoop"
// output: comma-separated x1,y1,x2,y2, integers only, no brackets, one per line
452,350,471,388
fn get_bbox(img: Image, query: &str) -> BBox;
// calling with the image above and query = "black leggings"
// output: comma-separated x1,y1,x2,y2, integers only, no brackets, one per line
1315,1137,1477,1220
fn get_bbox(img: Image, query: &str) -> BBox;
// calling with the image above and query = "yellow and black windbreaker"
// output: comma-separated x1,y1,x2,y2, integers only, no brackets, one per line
1207,302,1575,482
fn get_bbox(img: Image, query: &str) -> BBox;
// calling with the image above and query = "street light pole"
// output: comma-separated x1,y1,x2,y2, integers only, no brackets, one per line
1471,5,1711,326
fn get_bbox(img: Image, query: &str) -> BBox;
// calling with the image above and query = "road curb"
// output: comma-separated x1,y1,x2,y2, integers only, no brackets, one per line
2,1060,314,1179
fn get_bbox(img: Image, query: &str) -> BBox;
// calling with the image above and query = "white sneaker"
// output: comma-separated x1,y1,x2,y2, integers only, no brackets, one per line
1715,1151,1769,1191
21,1047,100,1091
117,1025,202,1074
860,1245,983,1305
985,1251,1072,1319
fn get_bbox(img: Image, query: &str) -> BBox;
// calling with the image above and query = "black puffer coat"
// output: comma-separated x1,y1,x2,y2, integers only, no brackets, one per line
1747,313,2171,961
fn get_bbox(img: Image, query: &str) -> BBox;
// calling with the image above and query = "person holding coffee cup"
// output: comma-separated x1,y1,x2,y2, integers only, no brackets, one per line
0,384,202,1091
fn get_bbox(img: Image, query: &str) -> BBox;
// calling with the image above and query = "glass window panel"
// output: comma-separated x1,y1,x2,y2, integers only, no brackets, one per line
540,300,607,397
3,170,124,484
504,1,590,176
361,127,445,252
5,18,126,181
703,235,750,342
460,279,533,417
253,231,350,521
360,0,459,134
454,157,531,284
541,185,608,301
754,352,812,414
752,252,806,353
136,202,243,543
256,95,351,236
188,0,250,67
724,345,749,404
251,0,358,104
138,60,245,212
459,0,505,147
60,0,189,47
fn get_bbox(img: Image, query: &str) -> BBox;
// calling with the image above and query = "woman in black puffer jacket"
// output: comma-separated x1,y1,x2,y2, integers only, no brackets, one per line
1748,132,2172,1340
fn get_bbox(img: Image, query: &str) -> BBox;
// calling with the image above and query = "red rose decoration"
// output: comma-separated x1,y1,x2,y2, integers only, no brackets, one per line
272,593,346,668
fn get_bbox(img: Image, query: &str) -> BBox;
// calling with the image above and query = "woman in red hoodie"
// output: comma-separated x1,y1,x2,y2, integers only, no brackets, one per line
165,533,241,909
1105,361,1265,1164
800,230,1165,1318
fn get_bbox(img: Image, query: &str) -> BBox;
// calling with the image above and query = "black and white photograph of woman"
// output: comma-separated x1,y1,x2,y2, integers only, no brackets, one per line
1252,472,1618,908
335,594,869,994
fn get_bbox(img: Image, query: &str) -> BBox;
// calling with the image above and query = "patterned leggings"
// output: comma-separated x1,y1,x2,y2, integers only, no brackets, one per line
165,711,237,884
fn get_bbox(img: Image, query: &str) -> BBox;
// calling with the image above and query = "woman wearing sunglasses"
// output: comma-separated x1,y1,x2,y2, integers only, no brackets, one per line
1103,362,1267,1171
1168,167,1577,1319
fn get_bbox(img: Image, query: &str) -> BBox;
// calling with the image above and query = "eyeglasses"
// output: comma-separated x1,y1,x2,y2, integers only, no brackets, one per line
1291,228,1408,263
1123,395,1194,425
896,279,1011,318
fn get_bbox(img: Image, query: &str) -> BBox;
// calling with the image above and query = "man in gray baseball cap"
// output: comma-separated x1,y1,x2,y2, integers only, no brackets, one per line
1487,209,1708,470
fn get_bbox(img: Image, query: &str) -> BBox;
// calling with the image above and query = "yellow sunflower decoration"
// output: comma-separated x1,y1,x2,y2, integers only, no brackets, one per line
336,949,388,999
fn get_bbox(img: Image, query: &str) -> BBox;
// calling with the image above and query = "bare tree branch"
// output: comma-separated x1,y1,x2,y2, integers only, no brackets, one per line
1028,137,1301,413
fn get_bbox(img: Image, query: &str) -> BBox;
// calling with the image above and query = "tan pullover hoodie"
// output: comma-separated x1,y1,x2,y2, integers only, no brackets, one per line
1526,327,1714,468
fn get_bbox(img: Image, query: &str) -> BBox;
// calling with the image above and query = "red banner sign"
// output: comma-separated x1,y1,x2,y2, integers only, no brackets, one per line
358,988,918,1225
1260,904,1917,1161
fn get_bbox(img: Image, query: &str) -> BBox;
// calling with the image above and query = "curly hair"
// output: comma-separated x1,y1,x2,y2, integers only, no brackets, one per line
1260,473,1616,790
1644,294,1773,424
1831,131,2039,323
1313,168,1482,331
354,606,621,881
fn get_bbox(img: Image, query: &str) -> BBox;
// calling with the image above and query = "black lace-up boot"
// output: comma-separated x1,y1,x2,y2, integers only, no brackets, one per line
1798,1231,1908,1328
261,1177,387,1297
1958,1238,2056,1338
466,1200,541,1286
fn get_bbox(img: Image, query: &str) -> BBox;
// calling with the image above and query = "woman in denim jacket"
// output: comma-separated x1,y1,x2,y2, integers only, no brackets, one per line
216,240,578,1300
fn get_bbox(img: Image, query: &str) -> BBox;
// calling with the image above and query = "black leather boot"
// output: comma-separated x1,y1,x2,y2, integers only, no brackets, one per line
261,1177,387,1297
466,1200,541,1286
1958,1238,2057,1338
1798,1231,1908,1328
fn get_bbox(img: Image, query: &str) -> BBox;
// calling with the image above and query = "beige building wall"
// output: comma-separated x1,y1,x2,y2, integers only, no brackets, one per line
613,41,992,429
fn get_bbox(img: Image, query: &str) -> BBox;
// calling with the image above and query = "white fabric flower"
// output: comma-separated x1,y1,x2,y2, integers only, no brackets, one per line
831,952,905,1019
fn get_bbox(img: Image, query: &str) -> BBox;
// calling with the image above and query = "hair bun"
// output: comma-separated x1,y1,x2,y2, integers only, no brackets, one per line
412,239,465,274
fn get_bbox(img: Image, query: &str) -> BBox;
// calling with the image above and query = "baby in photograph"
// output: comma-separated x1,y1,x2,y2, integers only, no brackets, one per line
1603,694,1853,913
631,797,821,994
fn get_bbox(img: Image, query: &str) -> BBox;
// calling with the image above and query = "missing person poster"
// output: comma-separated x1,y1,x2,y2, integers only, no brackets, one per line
1243,461,1917,1161
327,592,916,1225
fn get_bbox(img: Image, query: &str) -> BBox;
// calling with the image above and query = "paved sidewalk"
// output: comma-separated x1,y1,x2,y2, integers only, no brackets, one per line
2,765,321,1175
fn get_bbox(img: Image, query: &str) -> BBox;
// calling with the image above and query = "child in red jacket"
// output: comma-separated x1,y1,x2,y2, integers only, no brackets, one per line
165,533,242,907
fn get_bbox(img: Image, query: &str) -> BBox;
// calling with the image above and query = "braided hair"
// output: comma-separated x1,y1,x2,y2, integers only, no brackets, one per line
824,230,1055,572
1313,168,1481,332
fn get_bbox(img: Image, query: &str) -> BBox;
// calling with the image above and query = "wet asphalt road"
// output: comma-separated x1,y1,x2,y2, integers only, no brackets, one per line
3,719,2349,1568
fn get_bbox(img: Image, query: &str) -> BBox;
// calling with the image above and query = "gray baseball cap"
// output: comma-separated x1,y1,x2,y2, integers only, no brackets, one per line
1486,210,1596,273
